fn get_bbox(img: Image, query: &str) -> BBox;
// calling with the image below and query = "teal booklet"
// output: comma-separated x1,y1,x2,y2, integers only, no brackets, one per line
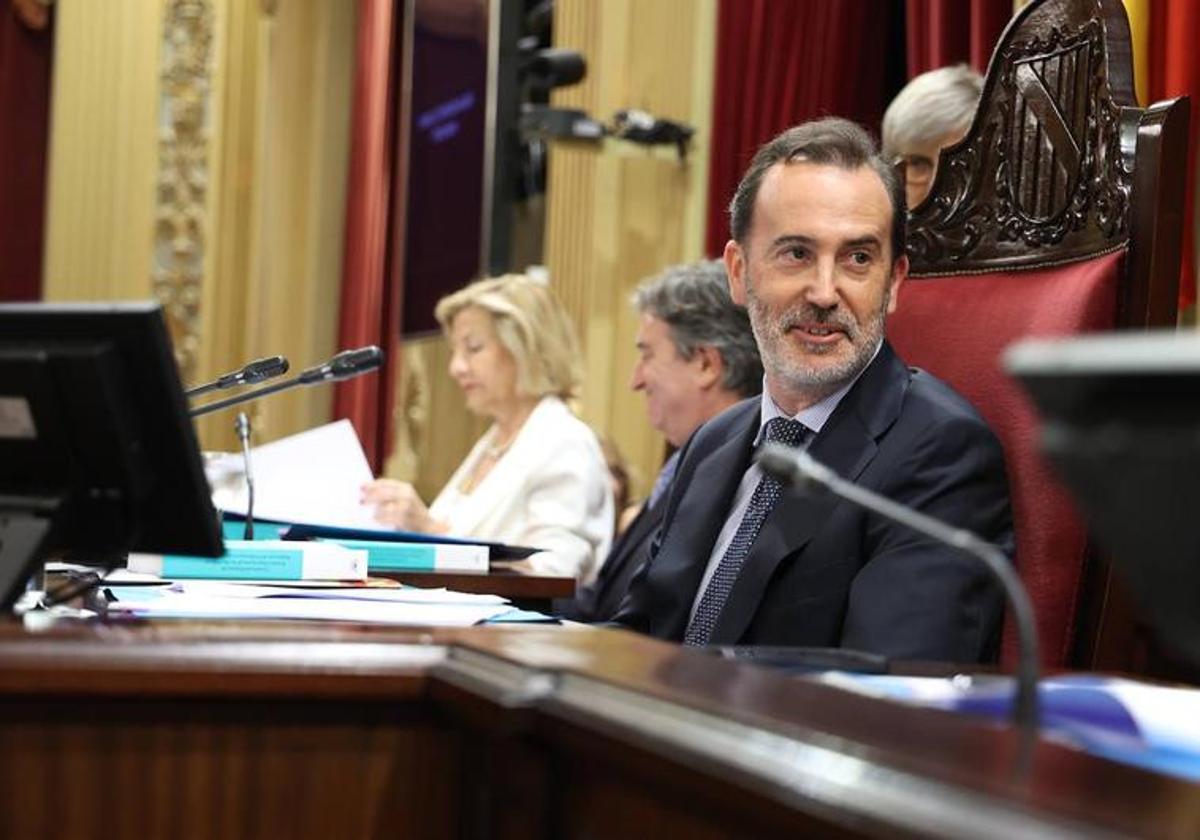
316,538,488,572
127,540,368,581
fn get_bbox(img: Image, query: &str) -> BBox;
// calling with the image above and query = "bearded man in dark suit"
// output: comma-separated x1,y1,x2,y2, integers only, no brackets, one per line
557,260,762,623
613,117,1013,663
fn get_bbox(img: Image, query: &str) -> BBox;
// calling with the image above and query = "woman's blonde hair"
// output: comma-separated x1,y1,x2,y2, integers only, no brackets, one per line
435,273,583,402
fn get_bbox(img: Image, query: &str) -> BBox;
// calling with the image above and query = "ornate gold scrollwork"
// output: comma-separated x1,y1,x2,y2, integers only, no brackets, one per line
153,0,214,380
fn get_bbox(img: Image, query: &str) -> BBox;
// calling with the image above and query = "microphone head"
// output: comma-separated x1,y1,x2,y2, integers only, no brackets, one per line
328,345,384,381
241,355,289,384
298,346,385,384
756,442,832,492
757,442,801,484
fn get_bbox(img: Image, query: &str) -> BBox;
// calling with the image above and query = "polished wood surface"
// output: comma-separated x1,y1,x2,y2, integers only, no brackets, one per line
0,619,1196,838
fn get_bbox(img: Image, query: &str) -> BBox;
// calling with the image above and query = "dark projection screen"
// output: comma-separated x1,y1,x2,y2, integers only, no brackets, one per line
401,0,490,336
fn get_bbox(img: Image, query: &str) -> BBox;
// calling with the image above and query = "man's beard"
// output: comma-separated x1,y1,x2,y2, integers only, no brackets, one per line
746,277,890,398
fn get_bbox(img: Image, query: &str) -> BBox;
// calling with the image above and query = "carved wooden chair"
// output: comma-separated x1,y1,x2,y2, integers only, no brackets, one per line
886,0,1190,669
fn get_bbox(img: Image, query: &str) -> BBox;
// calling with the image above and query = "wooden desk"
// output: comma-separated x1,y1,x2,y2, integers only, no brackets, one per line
0,619,1195,838
374,566,574,610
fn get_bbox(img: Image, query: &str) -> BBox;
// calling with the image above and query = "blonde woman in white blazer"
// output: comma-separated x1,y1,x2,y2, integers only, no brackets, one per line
361,275,613,583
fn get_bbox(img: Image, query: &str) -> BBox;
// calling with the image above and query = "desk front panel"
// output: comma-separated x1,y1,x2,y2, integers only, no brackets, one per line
0,621,1194,838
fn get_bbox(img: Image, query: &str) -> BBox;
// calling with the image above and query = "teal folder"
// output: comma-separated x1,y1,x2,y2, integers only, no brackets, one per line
318,538,488,572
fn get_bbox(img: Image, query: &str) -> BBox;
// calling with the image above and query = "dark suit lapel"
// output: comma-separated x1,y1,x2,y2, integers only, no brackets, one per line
709,343,910,644
650,403,760,637
613,500,660,568
595,496,660,589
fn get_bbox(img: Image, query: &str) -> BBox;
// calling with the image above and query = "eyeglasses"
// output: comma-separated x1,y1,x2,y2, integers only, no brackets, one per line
895,154,936,188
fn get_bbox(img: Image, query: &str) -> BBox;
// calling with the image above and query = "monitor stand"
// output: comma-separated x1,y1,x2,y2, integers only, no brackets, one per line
0,508,54,612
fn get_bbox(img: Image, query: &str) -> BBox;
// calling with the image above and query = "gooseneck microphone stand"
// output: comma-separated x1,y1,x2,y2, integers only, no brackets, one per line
185,356,290,399
234,412,255,540
756,442,1040,743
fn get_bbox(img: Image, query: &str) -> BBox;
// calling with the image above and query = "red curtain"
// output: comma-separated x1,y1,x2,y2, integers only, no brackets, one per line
1148,0,1200,311
334,0,405,471
905,0,1012,78
704,0,897,257
0,0,53,301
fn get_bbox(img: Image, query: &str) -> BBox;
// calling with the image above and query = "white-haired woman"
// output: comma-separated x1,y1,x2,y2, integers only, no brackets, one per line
361,274,613,583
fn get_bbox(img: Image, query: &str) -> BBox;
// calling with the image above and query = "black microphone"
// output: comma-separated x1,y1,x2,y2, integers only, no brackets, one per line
297,346,384,384
185,356,290,399
189,346,384,418
756,442,1041,740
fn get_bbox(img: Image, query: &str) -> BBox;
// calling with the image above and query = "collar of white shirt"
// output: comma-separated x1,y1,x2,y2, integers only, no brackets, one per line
753,340,883,446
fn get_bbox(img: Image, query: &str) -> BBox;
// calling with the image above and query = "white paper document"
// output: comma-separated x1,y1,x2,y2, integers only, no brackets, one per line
170,580,508,606
106,591,508,626
209,419,381,529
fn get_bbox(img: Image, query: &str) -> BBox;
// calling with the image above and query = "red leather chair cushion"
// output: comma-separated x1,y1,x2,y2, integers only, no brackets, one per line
887,250,1122,667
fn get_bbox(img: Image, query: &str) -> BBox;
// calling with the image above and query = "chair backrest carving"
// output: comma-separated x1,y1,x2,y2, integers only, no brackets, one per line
891,0,1189,668
908,0,1137,275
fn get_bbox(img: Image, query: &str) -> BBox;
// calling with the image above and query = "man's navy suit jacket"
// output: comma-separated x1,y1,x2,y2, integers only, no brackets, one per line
556,497,665,623
612,341,1013,663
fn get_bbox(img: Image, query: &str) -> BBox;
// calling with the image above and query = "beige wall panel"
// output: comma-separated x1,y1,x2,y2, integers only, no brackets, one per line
544,0,716,500
224,0,354,448
44,1,356,453
44,0,163,301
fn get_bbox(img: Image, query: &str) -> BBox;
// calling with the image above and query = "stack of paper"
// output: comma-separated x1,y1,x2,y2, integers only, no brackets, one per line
104,580,511,626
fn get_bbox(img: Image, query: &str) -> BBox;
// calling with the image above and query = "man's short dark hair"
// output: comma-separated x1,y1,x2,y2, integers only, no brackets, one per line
633,260,763,399
727,117,906,263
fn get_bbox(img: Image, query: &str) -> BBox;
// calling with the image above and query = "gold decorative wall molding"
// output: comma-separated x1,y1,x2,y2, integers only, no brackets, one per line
155,0,216,382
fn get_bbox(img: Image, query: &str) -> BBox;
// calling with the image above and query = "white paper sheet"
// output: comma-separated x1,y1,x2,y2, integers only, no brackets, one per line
170,580,508,606
209,419,381,529
106,592,508,626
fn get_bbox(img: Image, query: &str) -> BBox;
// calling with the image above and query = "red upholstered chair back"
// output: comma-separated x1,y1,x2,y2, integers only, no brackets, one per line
887,0,1189,668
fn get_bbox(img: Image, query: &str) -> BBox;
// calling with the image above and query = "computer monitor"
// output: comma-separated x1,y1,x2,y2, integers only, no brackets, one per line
0,301,222,610
1006,330,1200,667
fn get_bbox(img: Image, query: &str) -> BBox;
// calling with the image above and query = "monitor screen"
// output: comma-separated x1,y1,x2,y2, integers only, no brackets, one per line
1006,330,1200,666
0,301,221,609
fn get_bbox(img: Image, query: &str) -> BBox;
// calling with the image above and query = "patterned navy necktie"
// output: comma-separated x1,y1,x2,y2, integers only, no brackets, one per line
683,417,810,647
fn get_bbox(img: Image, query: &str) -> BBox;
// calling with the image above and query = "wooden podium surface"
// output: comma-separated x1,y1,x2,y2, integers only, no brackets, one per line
0,618,1195,839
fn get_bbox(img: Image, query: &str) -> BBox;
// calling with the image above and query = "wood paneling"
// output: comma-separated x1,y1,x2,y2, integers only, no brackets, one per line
43,0,163,302
0,622,1195,838
0,699,460,840
544,0,717,498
